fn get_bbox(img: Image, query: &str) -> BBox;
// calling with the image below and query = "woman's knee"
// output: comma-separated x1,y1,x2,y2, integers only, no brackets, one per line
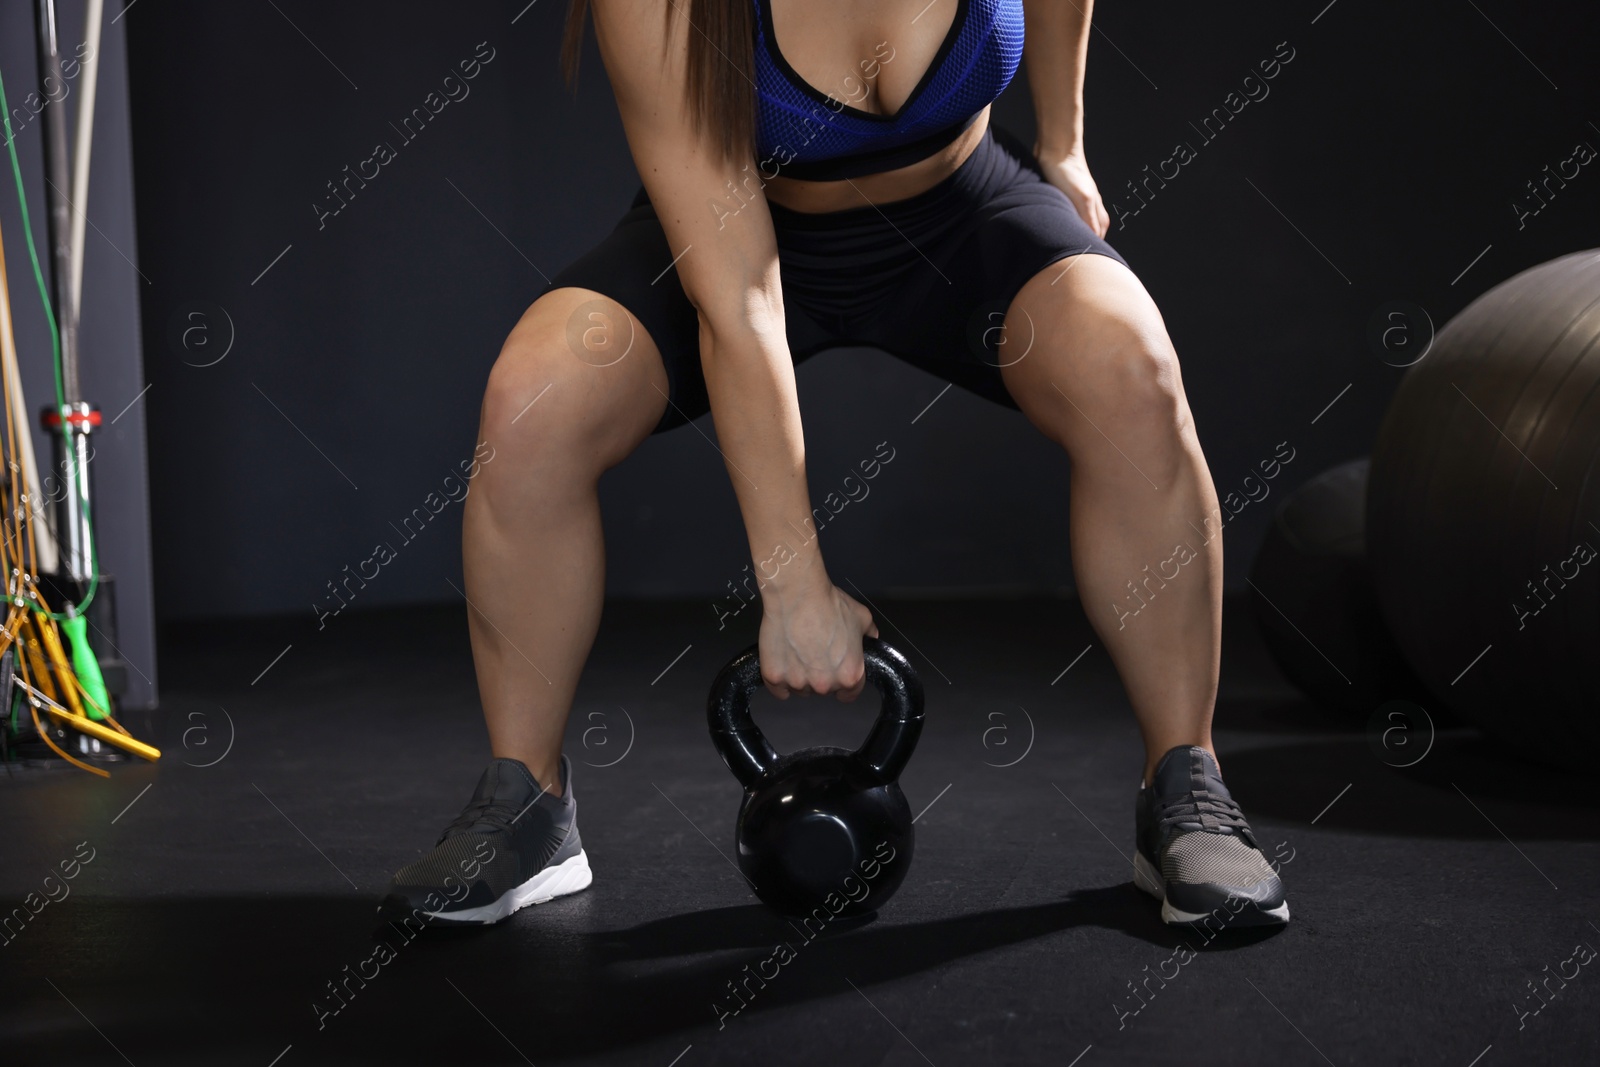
1087,326,1187,439
1037,347,1187,481
1005,259,1190,460
479,289,668,476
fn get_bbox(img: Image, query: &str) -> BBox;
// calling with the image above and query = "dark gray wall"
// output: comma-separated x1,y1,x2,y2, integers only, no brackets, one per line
1,3,158,708
124,1,1599,622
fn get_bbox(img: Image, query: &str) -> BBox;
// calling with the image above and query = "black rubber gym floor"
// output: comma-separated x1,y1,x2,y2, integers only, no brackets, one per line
2,594,1597,1066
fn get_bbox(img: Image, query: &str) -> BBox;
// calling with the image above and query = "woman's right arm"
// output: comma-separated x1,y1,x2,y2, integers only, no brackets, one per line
591,0,877,699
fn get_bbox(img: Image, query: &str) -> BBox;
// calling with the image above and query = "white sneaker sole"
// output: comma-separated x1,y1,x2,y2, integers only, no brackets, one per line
425,849,593,925
1134,850,1290,926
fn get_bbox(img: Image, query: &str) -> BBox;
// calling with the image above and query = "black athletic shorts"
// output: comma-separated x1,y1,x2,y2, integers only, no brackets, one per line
542,123,1130,434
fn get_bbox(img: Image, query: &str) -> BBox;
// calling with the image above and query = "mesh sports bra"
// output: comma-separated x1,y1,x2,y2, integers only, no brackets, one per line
752,0,1025,181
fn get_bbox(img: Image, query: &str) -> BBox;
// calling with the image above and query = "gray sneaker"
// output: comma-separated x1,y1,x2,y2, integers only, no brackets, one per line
378,754,591,926
1134,745,1289,928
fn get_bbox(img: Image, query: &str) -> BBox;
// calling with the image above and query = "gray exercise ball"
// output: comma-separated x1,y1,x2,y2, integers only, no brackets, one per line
1248,458,1430,719
1367,248,1600,773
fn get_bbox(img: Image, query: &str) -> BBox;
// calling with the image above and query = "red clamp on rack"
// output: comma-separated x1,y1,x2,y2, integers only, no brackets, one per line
41,404,103,431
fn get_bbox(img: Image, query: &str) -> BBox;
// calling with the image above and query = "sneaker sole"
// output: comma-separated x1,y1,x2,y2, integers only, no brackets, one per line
421,849,594,926
1133,851,1290,927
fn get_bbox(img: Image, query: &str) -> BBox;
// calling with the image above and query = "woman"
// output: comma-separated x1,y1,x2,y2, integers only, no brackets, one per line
379,0,1289,930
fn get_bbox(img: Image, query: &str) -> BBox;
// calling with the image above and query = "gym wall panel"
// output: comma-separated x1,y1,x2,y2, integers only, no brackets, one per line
121,0,1600,620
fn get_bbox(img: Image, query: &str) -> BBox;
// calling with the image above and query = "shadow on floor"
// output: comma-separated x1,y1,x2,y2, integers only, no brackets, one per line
0,883,1280,1063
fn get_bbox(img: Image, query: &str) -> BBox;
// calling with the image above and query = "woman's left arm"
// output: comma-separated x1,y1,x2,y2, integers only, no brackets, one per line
1022,0,1108,236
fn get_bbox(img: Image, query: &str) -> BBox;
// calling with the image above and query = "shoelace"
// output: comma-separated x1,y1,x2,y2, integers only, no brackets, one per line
438,793,539,843
1157,787,1251,834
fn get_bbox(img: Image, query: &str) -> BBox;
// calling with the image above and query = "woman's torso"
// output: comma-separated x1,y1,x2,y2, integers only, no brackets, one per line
755,0,1024,213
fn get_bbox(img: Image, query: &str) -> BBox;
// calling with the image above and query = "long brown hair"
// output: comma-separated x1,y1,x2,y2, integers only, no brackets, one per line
561,0,755,163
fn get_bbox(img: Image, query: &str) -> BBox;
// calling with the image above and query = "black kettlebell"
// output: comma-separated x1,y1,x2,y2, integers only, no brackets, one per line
707,636,925,919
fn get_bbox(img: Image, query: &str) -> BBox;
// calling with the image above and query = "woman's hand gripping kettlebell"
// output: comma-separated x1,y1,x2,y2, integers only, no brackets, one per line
757,568,879,703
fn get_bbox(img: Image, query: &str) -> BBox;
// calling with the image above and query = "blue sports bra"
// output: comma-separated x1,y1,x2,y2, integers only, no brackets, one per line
752,0,1024,181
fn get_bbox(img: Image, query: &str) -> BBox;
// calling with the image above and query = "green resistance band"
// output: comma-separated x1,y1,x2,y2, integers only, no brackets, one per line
61,612,110,720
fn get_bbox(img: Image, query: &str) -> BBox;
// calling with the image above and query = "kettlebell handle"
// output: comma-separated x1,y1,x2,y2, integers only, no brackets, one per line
707,636,926,788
